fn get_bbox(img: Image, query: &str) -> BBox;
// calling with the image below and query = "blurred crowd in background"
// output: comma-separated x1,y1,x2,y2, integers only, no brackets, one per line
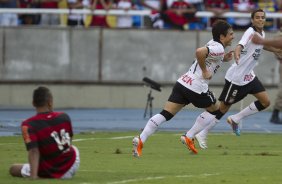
0,0,282,30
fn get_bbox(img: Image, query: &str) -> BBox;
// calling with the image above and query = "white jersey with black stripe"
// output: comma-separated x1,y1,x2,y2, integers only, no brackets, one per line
225,27,265,86
177,39,225,94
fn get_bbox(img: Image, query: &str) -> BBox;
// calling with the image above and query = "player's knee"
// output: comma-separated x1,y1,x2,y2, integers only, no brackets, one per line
219,102,230,114
255,100,270,111
9,165,17,177
261,99,270,108
160,110,174,121
264,100,271,108
9,164,22,177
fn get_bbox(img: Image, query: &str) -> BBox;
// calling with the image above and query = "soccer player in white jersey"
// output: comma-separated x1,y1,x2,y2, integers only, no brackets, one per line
132,20,234,157
195,9,281,149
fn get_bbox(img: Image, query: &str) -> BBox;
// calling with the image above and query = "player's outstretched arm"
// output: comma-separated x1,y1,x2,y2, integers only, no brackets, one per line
252,33,282,48
234,45,243,64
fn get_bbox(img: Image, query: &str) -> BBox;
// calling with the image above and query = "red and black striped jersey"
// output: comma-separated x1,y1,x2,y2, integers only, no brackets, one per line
21,111,76,178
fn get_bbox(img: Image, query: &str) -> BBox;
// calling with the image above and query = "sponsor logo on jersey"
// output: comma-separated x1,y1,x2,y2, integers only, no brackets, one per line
252,49,261,60
244,73,254,81
213,65,220,74
210,52,224,56
181,74,194,85
241,50,247,55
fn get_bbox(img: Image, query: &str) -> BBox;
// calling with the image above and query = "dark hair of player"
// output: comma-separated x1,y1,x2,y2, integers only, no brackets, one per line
212,19,232,43
33,86,52,107
251,9,265,19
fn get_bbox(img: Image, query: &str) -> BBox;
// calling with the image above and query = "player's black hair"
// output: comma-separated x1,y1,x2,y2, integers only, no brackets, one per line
212,19,232,43
33,86,52,107
251,9,265,19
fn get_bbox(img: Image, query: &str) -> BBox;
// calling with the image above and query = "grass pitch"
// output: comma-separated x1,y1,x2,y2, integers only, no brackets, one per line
0,131,282,184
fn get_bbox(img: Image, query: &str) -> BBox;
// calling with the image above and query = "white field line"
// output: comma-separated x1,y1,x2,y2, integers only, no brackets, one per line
0,133,226,145
107,176,165,184
106,173,220,184
172,133,231,136
0,133,233,146
0,143,19,146
253,124,272,133
0,136,134,145
73,136,133,142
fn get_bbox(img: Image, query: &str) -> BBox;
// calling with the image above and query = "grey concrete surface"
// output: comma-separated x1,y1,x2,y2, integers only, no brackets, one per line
0,84,279,109
0,28,280,109
0,27,279,84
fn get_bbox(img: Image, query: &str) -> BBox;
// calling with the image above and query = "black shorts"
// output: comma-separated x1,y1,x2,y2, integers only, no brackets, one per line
218,77,265,105
168,82,217,108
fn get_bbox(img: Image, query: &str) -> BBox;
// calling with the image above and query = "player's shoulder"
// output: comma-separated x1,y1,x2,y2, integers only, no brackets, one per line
53,111,71,120
22,115,37,126
206,40,224,52
246,27,255,32
244,27,263,36
22,113,45,125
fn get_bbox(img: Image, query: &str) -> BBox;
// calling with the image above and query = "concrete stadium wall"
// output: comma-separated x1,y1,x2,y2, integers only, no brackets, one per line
0,27,279,84
0,27,280,109
0,84,279,111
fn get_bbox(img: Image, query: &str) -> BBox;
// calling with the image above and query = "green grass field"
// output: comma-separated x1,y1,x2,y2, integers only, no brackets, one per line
1,131,282,184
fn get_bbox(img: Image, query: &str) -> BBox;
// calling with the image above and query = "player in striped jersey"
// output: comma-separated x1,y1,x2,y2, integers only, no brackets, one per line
9,86,80,179
195,9,282,149
132,20,234,157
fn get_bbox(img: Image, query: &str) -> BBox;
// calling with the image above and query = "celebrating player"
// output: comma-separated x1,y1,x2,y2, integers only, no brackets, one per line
132,20,234,157
195,9,282,149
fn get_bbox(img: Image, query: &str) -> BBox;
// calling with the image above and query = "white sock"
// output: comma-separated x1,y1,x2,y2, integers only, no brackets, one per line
186,111,215,139
140,114,166,143
231,102,259,123
197,118,219,138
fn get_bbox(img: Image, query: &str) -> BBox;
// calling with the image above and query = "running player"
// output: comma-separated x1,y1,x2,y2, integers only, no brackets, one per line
195,9,281,149
132,20,234,157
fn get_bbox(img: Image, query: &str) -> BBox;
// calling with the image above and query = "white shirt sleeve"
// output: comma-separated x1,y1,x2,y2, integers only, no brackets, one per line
207,44,224,62
238,27,254,48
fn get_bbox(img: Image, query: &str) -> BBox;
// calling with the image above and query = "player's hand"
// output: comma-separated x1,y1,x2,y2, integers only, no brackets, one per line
223,51,234,62
202,70,212,80
234,53,240,64
252,33,263,45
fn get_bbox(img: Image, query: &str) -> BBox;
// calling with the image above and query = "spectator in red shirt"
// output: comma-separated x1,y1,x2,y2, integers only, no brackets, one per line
9,86,80,179
163,0,196,30
90,0,113,27
205,0,231,26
